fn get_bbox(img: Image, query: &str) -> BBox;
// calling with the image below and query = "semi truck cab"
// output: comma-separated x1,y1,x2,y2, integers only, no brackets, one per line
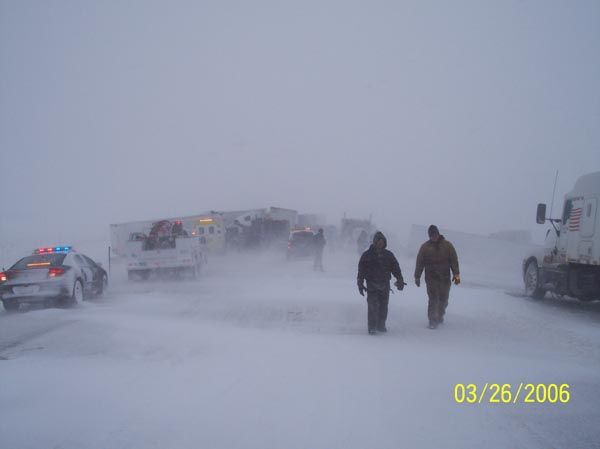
524,172,600,301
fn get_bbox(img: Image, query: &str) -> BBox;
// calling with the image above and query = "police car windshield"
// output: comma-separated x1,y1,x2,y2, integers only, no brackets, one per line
11,254,67,270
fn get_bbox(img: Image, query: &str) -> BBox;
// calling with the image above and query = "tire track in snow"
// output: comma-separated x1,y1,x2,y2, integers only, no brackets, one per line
0,319,77,359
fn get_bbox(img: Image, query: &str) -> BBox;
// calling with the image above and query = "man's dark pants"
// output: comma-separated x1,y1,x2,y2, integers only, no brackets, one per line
426,279,451,324
366,284,390,331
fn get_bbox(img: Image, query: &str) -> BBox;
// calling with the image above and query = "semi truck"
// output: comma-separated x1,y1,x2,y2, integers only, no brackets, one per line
523,171,600,301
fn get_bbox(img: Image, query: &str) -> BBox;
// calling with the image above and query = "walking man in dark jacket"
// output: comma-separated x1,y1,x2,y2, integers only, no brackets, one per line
313,228,326,271
414,225,460,329
357,231,405,334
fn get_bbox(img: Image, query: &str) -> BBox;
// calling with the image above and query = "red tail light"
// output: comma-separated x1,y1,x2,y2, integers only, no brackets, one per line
48,267,66,278
0,272,7,282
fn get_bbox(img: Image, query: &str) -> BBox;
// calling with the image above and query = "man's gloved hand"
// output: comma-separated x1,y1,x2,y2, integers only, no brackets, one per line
453,274,461,285
357,281,366,296
414,277,421,287
394,279,406,291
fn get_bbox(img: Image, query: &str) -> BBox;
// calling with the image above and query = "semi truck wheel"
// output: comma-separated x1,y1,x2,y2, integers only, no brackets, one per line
524,260,546,299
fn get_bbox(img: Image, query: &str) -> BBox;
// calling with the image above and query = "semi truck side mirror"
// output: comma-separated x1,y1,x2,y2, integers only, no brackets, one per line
536,203,547,224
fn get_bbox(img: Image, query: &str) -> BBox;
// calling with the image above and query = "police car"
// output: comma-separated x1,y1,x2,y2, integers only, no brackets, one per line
0,246,108,312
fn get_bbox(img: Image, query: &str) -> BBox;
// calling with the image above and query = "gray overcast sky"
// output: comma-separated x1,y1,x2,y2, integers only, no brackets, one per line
1,0,599,246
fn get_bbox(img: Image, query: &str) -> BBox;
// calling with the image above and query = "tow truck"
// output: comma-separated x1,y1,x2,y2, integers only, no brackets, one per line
126,220,204,280
524,171,600,301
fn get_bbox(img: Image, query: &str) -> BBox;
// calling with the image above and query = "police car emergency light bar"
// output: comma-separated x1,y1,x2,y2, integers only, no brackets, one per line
34,246,72,254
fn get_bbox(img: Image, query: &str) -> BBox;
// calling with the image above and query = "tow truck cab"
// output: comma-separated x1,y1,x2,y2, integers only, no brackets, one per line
524,172,600,301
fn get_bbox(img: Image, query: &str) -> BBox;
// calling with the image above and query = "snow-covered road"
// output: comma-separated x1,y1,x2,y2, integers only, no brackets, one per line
2,252,600,449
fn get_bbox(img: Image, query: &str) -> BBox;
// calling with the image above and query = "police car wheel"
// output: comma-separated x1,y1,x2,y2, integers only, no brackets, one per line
72,279,84,305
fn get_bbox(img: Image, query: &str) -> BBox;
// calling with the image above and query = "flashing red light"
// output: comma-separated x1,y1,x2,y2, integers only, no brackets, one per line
48,267,65,278
0,271,7,282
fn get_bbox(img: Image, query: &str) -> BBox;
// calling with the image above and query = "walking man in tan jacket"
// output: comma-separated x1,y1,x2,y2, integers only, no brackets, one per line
414,225,460,329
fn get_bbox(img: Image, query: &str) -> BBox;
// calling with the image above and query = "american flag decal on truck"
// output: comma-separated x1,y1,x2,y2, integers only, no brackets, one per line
568,207,582,231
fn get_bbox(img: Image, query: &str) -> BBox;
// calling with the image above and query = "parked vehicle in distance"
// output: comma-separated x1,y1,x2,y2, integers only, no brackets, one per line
0,246,108,312
287,228,316,260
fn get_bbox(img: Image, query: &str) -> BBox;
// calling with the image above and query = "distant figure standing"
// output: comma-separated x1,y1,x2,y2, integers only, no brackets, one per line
313,228,326,271
357,231,405,334
356,230,368,255
414,225,460,329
